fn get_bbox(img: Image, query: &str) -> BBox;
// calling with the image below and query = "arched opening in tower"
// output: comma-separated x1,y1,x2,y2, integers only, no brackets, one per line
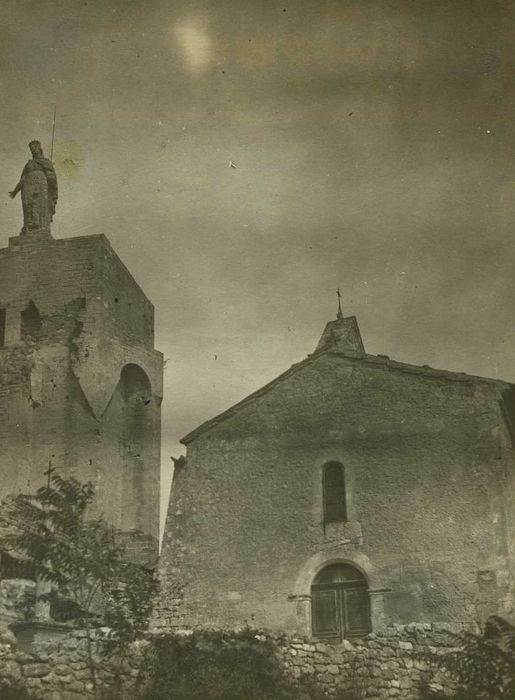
118,363,153,535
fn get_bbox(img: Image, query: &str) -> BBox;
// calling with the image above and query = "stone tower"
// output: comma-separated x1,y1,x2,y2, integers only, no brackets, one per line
0,226,163,561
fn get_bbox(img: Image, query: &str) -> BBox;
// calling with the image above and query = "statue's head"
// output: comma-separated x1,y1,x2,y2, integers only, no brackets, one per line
29,140,43,157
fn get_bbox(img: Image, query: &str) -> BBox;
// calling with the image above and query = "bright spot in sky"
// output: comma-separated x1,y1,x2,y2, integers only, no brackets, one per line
173,19,213,73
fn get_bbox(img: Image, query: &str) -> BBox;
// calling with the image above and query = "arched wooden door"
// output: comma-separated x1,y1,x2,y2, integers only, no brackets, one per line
311,563,371,641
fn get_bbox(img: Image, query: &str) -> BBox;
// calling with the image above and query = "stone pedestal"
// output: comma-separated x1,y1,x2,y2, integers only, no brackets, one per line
8,230,53,250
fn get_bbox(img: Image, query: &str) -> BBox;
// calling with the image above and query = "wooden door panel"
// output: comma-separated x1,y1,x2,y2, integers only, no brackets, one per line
312,588,341,640
342,587,371,637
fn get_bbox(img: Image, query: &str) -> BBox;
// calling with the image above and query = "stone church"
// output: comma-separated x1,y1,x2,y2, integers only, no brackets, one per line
156,313,515,641
0,142,163,569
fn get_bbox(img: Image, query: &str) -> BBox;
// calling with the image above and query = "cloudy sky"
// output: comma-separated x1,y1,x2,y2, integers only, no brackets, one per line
2,0,514,529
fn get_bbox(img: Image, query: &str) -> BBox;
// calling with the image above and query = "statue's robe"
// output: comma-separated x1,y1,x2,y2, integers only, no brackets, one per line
19,157,58,233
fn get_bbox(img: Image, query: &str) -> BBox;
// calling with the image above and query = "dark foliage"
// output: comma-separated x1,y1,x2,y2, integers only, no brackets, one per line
103,562,158,649
423,616,515,700
139,628,327,700
0,473,124,614
0,472,157,645
0,678,34,699
0,472,158,700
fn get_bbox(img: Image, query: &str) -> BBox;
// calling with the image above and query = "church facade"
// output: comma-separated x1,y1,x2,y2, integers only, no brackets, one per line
0,230,163,563
156,315,515,640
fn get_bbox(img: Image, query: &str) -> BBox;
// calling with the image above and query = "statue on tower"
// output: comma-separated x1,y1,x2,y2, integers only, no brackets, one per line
8,141,58,236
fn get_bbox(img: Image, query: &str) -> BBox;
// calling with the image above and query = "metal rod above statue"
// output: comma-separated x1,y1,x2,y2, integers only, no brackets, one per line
8,140,58,237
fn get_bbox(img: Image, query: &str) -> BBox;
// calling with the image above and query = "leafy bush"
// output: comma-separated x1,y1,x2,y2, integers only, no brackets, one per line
446,622,514,699
0,471,158,699
0,678,34,700
138,628,327,700
0,471,157,644
422,616,515,700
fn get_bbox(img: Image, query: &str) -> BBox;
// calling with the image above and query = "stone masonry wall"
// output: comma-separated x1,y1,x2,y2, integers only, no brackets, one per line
156,349,515,635
0,232,163,553
0,234,154,348
0,626,146,699
273,623,460,699
0,623,461,699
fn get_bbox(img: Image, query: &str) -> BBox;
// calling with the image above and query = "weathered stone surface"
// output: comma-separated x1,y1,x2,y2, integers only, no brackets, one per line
0,233,163,572
0,622,473,699
0,659,22,680
155,317,515,637
53,663,73,676
21,662,51,677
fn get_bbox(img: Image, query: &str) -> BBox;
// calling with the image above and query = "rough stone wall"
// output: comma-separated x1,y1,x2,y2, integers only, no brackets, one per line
498,399,515,620
0,627,146,699
97,240,155,349
0,234,153,348
0,344,33,497
274,622,460,699
0,233,162,556
0,623,460,699
156,350,515,635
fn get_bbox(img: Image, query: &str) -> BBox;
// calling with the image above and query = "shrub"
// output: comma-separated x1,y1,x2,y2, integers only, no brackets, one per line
0,472,157,700
138,628,327,700
445,626,514,698
422,616,515,700
0,678,34,700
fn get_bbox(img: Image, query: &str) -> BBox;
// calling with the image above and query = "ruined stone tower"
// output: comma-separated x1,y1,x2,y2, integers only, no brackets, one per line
0,229,163,561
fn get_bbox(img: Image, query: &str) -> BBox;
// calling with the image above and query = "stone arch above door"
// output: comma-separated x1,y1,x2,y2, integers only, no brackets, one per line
290,550,386,638
293,550,380,597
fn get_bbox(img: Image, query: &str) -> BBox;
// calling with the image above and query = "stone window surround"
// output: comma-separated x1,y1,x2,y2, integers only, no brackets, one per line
322,461,347,524
313,454,357,525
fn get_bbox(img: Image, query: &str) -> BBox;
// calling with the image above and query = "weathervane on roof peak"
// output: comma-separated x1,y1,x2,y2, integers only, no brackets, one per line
336,288,343,320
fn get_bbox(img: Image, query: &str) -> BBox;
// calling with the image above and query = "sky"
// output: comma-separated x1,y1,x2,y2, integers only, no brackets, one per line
1,0,515,532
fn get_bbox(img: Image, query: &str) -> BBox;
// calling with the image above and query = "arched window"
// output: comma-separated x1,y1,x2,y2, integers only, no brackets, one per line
311,563,371,641
323,461,347,524
118,364,152,534
119,363,152,401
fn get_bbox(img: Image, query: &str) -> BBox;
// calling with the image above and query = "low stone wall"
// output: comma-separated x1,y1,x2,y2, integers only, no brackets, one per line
0,626,146,699
273,623,461,698
0,622,462,699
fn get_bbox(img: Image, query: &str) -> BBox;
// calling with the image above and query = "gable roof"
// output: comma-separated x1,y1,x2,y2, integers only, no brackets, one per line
181,333,511,445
